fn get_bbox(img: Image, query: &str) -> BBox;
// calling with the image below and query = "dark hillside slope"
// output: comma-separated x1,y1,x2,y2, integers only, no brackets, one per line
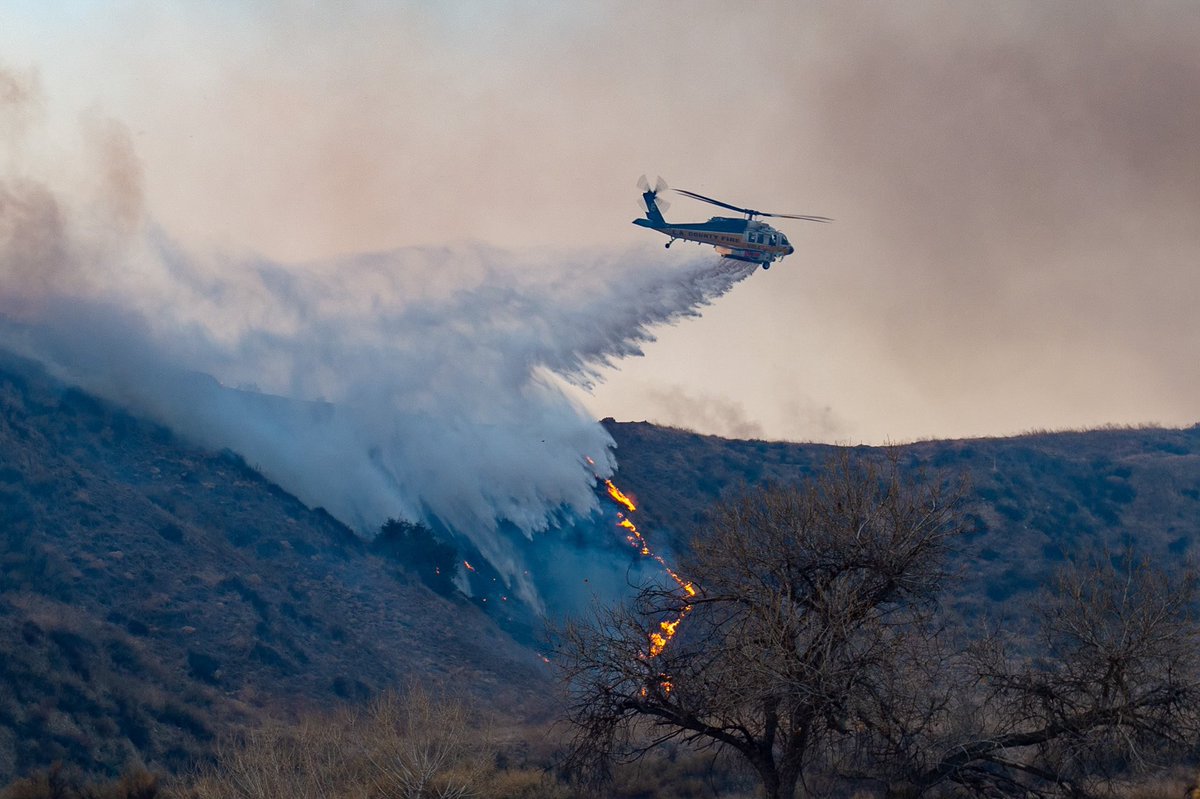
605,420,1200,620
0,352,544,782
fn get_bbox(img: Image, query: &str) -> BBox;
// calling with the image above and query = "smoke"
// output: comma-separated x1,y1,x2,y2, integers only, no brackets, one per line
0,69,756,605
642,386,766,440
789,2,1200,437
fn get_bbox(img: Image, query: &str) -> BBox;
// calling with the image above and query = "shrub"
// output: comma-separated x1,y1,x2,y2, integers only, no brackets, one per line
371,520,459,597
1,765,160,799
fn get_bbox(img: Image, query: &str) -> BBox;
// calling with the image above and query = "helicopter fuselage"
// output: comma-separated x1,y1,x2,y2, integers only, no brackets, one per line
633,215,794,265
633,187,798,267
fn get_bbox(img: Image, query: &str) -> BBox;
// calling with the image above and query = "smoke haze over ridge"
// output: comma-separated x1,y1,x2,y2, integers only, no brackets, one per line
4,2,1198,442
0,69,756,602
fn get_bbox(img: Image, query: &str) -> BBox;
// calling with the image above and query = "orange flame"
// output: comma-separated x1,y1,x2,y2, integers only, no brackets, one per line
598,472,696,694
605,480,637,513
462,560,476,572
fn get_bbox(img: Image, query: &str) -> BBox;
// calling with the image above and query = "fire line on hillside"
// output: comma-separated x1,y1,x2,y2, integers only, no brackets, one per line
590,458,696,692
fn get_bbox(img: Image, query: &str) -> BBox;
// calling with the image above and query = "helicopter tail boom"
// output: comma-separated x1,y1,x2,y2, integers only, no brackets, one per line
639,190,667,227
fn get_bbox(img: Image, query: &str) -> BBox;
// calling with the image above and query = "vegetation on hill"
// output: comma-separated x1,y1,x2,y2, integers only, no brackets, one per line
0,352,543,784
2,346,1199,796
602,420,1200,622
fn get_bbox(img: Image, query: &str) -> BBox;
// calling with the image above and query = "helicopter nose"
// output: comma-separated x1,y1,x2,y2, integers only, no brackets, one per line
786,245,794,255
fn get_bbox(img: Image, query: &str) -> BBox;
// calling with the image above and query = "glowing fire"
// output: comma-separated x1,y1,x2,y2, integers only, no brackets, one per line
594,462,695,693
614,512,695,610
462,560,476,572
605,480,637,513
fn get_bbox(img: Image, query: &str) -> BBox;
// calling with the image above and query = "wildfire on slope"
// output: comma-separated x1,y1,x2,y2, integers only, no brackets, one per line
591,460,695,691
605,480,637,513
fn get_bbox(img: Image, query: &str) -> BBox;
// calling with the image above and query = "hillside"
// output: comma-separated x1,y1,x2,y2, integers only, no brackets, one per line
0,352,546,783
604,419,1200,621
4,343,1199,786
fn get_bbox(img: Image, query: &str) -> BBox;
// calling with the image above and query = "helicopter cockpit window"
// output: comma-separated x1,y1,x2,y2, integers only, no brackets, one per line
781,235,789,245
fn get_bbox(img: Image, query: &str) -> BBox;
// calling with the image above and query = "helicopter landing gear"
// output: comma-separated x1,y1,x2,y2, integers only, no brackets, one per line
762,263,771,270
665,239,674,249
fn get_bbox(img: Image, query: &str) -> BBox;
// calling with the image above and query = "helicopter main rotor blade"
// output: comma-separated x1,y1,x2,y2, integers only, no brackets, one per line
674,188,750,215
762,212,833,223
677,188,831,222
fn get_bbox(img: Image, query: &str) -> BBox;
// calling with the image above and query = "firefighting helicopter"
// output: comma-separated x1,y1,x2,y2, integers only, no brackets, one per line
633,176,830,269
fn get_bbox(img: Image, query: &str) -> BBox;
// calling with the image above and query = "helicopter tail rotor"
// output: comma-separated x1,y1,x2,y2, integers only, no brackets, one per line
636,174,668,195
636,174,670,215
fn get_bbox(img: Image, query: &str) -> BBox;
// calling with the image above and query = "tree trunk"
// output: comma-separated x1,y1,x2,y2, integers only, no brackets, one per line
755,762,802,799
754,759,783,799
776,765,801,799
883,779,922,799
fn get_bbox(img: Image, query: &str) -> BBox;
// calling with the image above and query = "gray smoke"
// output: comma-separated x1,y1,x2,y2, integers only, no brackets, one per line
0,71,755,604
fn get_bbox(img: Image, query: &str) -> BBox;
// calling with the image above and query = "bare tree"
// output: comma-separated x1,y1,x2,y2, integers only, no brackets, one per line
556,456,964,799
191,717,357,799
368,685,494,799
557,455,1200,799
866,552,1200,799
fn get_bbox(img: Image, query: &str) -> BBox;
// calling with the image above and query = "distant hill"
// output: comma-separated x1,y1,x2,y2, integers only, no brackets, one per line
603,419,1200,621
0,352,546,783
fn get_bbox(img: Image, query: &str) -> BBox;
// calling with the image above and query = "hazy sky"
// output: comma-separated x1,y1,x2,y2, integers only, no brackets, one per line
4,1,1198,444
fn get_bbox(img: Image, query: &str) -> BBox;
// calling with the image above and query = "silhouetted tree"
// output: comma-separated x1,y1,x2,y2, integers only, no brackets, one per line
557,456,964,799
863,552,1200,799
558,456,1200,799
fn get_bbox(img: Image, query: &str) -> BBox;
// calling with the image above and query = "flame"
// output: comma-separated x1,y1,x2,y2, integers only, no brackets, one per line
463,560,476,572
605,480,637,513
648,611,691,657
615,513,694,606
597,472,696,695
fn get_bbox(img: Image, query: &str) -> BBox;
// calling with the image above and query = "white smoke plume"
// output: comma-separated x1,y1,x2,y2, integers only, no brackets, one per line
0,71,756,603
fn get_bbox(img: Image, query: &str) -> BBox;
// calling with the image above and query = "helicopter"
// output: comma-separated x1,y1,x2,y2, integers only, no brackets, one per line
633,176,830,269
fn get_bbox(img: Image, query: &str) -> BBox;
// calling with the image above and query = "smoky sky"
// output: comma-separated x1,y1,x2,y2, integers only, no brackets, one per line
2,0,1198,444
797,3,1200,438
